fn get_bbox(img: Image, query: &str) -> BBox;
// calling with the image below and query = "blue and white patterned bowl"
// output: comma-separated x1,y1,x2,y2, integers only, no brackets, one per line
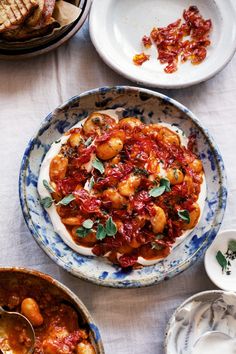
19,86,227,288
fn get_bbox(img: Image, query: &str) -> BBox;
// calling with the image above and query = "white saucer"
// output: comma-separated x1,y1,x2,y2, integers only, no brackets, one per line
89,0,236,88
204,229,236,292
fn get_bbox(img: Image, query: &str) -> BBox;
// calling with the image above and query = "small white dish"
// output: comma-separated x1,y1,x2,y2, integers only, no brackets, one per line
164,290,236,354
204,229,236,292
89,0,236,88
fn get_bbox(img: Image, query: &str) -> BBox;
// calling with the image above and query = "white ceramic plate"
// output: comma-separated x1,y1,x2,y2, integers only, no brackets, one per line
89,0,236,88
204,229,236,292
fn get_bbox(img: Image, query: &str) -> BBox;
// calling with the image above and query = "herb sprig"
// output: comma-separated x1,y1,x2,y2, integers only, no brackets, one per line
178,210,190,224
43,179,55,193
216,239,236,275
149,178,171,197
56,194,75,206
40,193,76,209
92,157,105,174
76,217,117,241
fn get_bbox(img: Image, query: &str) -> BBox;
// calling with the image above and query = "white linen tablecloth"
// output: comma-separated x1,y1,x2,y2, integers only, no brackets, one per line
0,21,236,354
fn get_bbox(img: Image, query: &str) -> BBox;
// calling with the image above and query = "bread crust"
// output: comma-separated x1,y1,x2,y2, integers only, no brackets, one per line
0,0,38,32
1,16,59,40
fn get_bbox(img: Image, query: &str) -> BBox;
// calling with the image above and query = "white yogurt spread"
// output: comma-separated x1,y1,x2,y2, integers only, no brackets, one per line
38,109,206,265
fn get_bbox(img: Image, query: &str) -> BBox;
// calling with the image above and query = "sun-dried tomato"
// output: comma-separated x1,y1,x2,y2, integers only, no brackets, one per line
133,52,150,66
118,255,138,268
134,6,212,73
74,189,101,214
57,178,80,195
142,35,152,48
71,145,96,167
129,191,151,213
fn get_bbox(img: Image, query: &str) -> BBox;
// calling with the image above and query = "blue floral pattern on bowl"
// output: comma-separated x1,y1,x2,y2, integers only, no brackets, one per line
19,86,227,288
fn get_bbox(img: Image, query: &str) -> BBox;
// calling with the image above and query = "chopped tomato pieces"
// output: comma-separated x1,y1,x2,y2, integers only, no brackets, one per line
133,52,150,66
133,6,212,73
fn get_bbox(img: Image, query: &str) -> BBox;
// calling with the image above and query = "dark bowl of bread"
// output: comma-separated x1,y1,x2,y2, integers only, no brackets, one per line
0,0,92,58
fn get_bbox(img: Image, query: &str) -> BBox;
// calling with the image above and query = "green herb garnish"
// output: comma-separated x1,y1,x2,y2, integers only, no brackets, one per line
57,194,75,206
92,157,105,174
178,210,190,224
43,179,55,193
149,185,166,197
76,227,91,238
216,250,227,272
105,217,117,236
88,176,95,191
149,177,171,197
228,240,236,253
41,196,54,208
76,219,94,238
96,224,107,240
160,178,171,192
82,219,94,229
95,217,117,240
217,239,236,275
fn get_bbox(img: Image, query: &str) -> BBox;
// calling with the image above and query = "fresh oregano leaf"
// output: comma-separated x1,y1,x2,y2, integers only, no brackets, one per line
57,194,75,206
149,185,166,197
76,227,90,238
228,240,236,253
43,179,55,193
88,176,95,191
216,250,227,272
41,196,54,208
178,210,190,223
96,224,107,240
82,219,94,229
92,157,105,174
160,178,171,192
105,217,117,236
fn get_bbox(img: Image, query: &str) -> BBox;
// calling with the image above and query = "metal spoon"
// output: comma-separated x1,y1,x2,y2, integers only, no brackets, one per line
0,306,35,354
193,331,236,349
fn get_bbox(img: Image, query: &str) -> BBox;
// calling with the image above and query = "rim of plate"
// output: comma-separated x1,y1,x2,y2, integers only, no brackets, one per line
19,86,227,288
0,0,92,60
163,290,236,353
89,0,236,89
0,266,105,353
